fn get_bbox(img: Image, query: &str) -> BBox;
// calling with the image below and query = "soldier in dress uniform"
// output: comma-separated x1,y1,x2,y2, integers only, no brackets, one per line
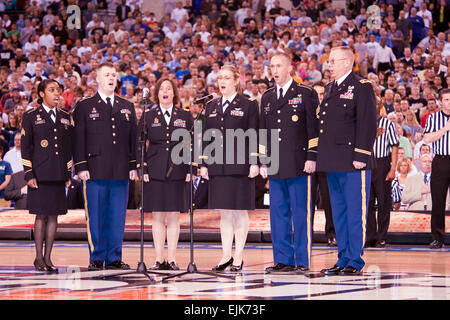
21,79,73,272
200,65,259,273
259,52,319,273
73,62,138,271
140,78,194,271
317,46,377,276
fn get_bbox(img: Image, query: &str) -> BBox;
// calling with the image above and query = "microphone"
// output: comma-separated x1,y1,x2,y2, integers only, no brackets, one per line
193,93,217,104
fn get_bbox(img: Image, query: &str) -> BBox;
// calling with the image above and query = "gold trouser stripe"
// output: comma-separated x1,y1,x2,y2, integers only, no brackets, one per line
355,148,371,156
307,175,312,267
361,170,367,248
83,180,94,253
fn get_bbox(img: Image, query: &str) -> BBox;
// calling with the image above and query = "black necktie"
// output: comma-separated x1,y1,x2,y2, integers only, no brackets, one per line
106,97,113,108
49,109,56,123
164,110,170,124
424,174,428,184
223,100,229,112
278,87,283,100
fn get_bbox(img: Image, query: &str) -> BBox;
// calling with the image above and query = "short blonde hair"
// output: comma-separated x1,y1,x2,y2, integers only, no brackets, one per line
330,46,355,62
396,158,412,173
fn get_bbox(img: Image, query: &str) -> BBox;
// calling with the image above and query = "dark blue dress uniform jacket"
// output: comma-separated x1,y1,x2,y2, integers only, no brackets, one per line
316,72,377,172
72,93,137,180
259,81,319,179
200,95,259,176
21,105,73,182
138,105,194,181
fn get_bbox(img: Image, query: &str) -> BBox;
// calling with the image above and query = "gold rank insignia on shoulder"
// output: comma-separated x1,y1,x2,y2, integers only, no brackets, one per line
359,79,372,84
21,128,25,136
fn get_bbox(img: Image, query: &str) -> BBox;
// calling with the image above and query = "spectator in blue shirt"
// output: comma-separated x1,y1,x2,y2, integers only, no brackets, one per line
408,7,426,48
0,144,12,207
120,67,138,96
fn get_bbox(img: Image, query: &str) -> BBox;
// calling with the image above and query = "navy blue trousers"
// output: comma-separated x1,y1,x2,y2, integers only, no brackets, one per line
269,176,313,268
83,179,129,265
326,170,371,270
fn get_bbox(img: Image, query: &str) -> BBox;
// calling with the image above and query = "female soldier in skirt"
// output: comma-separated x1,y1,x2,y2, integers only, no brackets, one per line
200,65,259,272
21,79,73,271
140,78,194,271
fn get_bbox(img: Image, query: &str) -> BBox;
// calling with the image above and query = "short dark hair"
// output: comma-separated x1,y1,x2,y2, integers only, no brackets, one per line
439,88,450,100
153,78,180,105
97,62,115,71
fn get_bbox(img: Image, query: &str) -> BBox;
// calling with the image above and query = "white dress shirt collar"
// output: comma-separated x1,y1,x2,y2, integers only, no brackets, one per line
276,77,293,99
98,91,115,106
336,69,352,86
222,92,237,108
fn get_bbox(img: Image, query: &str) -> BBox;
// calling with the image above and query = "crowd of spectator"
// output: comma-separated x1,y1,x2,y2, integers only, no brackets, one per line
0,0,449,212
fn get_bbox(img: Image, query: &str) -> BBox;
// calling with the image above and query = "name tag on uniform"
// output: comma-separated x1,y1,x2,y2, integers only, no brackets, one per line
208,113,217,117
230,109,244,117
89,113,100,119
35,119,46,125
173,119,186,128
120,109,131,114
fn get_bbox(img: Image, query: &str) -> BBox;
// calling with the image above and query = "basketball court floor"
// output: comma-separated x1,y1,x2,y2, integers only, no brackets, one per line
0,241,448,300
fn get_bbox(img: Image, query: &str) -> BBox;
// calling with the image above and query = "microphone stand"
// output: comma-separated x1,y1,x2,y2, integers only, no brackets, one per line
161,98,235,283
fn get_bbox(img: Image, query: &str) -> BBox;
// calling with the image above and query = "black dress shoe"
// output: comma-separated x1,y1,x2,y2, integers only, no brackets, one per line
320,264,344,275
167,261,180,271
88,260,104,271
34,258,47,272
327,238,338,247
364,240,377,248
296,266,310,273
376,240,386,248
230,261,243,272
342,266,362,275
105,260,130,270
148,261,166,271
212,257,233,272
265,263,296,273
430,240,444,249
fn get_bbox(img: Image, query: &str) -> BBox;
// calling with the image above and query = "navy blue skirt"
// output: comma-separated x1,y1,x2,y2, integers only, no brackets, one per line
27,181,67,215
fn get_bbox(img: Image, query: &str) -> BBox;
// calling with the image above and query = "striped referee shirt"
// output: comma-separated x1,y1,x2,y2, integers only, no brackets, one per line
373,117,400,158
424,111,450,156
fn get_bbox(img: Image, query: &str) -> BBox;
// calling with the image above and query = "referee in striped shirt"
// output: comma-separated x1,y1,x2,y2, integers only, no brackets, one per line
423,88,450,249
366,99,399,248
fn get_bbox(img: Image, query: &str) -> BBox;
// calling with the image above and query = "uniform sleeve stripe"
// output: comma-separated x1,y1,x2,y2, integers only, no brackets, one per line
308,138,318,149
355,148,372,156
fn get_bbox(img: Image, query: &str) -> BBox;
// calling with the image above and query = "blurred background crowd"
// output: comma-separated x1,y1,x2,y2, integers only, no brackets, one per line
0,0,449,213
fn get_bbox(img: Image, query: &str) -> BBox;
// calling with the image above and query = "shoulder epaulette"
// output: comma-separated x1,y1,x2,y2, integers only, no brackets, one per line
297,83,313,91
25,108,35,114
359,79,372,84
262,87,275,95
115,94,134,104
59,108,70,115
78,95,93,102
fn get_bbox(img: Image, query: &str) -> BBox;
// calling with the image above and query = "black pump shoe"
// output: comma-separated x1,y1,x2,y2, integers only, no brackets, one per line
230,261,243,272
212,257,234,272
34,258,47,272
